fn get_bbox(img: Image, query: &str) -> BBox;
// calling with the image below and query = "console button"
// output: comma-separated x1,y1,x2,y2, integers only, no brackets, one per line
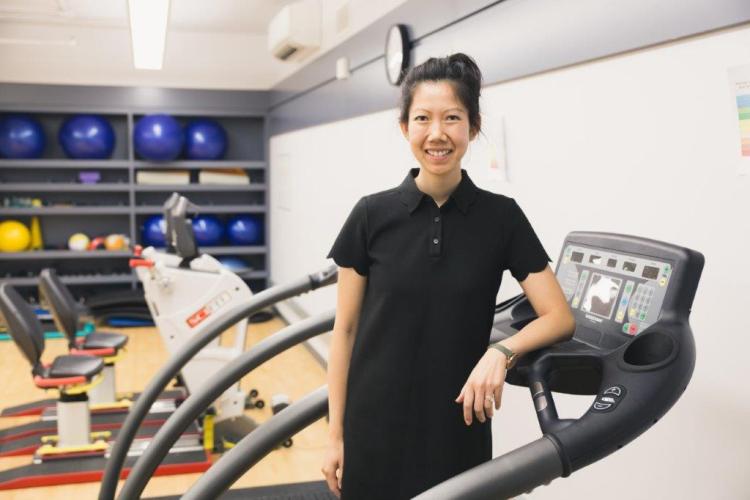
603,386,622,397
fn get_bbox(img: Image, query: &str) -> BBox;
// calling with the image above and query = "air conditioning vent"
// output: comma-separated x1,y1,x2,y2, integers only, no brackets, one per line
268,0,321,62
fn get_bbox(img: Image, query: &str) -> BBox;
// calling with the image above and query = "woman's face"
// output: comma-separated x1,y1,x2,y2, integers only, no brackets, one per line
400,80,477,177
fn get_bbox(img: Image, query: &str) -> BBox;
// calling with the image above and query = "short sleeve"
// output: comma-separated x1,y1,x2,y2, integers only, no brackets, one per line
326,196,370,277
504,199,552,282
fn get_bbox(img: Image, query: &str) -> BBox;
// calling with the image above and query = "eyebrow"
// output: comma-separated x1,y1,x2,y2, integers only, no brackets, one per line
413,108,465,114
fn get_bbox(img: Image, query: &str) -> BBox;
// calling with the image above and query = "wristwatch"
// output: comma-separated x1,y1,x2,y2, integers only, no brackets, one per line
490,343,517,368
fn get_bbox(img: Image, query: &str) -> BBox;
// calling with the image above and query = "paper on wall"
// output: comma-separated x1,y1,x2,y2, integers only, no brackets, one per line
728,64,750,176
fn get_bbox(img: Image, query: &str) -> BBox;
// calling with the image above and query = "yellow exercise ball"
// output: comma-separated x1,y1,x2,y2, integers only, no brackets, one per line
0,220,31,252
68,233,90,251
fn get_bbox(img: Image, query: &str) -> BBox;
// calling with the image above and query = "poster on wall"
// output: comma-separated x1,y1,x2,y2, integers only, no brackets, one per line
728,64,750,176
465,111,509,188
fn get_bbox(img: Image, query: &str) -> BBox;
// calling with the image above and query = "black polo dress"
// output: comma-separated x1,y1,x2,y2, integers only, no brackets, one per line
327,167,551,499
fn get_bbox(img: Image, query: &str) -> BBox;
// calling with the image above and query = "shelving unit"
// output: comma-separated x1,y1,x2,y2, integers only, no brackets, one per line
0,109,269,302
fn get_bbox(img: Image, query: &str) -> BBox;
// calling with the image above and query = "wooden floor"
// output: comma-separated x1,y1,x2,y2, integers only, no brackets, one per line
0,316,331,499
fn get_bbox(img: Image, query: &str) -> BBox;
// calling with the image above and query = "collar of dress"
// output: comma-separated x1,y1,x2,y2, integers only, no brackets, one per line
398,167,479,215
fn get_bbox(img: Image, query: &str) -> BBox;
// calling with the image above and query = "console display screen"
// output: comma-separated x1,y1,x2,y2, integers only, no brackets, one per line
560,243,673,344
581,273,622,320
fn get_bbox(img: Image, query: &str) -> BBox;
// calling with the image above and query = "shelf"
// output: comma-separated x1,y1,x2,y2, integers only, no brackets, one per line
0,183,264,192
135,184,266,192
0,110,268,300
0,160,130,169
199,246,266,255
135,205,264,214
0,250,132,260
1,183,130,192
1,274,135,286
134,161,266,170
0,207,130,215
0,160,265,170
0,248,265,259
2,270,266,287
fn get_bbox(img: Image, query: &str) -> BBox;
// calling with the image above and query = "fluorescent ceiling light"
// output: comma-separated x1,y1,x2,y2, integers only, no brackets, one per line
128,0,170,70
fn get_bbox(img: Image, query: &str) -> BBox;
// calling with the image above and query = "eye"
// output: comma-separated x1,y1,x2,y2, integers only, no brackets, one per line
446,115,461,120
414,115,427,121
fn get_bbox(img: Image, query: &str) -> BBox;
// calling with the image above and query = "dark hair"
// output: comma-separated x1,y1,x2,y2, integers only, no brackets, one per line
399,53,483,135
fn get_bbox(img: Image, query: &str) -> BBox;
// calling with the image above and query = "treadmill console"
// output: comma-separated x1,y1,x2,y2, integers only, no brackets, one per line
557,242,673,347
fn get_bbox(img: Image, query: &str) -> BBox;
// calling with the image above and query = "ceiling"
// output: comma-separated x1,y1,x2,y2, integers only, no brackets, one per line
0,0,334,90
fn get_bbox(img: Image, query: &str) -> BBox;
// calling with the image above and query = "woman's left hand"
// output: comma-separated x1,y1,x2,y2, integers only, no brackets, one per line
455,349,508,425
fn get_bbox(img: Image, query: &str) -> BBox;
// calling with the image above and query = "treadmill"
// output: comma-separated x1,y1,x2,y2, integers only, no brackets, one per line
108,231,704,499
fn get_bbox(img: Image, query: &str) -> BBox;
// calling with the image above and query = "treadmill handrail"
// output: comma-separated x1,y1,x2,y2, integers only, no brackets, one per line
412,437,564,499
182,386,329,500
97,264,338,500
116,311,335,500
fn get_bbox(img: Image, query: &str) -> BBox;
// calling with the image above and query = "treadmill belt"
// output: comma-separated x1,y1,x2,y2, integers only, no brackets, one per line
148,480,336,499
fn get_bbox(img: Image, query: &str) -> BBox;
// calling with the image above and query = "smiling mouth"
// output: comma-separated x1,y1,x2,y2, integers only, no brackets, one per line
425,148,453,158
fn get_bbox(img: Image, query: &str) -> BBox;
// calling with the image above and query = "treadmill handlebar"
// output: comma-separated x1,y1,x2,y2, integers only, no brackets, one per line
413,437,564,499
182,387,330,500
523,319,694,476
179,389,561,500
169,310,695,500
98,266,339,500
430,294,696,498
309,264,338,290
116,311,336,500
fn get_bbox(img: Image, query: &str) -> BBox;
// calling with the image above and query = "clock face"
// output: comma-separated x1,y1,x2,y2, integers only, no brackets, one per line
385,24,409,86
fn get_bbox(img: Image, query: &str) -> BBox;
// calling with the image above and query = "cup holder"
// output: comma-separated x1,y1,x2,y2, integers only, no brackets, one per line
622,331,677,370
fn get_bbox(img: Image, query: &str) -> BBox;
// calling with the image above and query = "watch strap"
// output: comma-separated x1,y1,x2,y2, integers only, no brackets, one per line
490,343,516,366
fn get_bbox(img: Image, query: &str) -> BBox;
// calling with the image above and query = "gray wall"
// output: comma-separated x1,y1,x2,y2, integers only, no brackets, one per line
268,0,750,135
0,83,268,115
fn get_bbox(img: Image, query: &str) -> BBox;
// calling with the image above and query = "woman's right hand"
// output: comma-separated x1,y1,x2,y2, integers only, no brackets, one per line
322,437,344,498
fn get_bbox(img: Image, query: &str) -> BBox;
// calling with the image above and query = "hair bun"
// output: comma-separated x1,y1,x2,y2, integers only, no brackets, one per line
447,53,482,92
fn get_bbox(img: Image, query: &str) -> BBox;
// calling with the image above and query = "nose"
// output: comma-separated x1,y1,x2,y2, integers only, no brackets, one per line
427,119,447,142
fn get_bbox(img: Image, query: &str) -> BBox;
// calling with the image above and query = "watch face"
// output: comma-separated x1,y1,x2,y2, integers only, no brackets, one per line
385,24,409,86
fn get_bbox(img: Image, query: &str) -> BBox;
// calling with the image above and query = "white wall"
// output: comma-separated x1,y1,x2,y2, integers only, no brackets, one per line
269,23,750,500
0,0,407,90
269,0,408,86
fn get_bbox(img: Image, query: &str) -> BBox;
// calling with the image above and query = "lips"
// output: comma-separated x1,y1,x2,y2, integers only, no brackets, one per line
425,149,453,158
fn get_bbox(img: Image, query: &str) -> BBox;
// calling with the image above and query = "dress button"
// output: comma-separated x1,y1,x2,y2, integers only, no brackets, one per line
434,217,440,222
433,238,439,244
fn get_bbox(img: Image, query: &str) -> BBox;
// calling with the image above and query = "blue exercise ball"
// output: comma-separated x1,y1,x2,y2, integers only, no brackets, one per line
227,215,262,245
192,215,224,246
0,115,46,159
59,114,116,159
142,215,167,247
184,119,228,160
133,114,183,162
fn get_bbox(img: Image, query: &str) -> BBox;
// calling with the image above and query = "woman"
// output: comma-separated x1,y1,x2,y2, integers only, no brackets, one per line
321,53,575,499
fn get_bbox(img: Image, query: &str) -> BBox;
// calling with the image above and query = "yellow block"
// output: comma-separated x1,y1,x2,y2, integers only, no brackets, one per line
37,439,108,456
90,400,132,411
203,413,215,451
